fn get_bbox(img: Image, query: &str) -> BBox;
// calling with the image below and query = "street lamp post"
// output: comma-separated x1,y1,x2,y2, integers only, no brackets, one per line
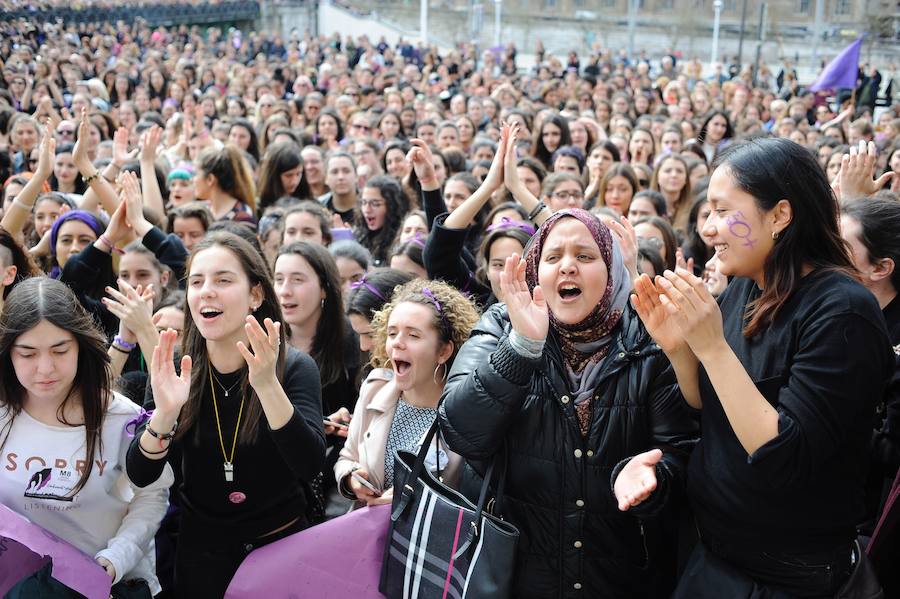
627,0,638,61
493,0,502,48
420,0,428,46
711,0,723,68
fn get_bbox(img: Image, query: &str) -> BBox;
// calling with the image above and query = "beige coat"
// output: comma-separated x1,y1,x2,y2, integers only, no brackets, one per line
334,368,462,508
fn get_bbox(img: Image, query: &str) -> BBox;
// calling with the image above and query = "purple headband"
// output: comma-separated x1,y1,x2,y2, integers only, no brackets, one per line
421,286,449,335
350,276,385,301
485,217,536,236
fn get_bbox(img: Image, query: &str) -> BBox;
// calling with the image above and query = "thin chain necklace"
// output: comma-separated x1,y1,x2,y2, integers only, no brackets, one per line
209,364,245,482
210,368,242,397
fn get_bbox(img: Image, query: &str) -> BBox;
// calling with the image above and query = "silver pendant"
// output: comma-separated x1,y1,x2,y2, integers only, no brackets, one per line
224,462,234,482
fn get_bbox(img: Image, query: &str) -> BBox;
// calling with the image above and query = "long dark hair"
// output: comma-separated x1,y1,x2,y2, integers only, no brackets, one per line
257,142,312,210
179,232,287,443
714,138,856,337
229,119,261,162
531,114,571,169
842,198,900,291
0,277,111,495
353,175,407,265
276,242,345,386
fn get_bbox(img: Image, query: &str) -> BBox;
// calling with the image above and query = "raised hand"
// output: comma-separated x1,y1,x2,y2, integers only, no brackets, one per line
630,273,685,354
406,139,437,188
150,329,192,418
34,132,56,180
481,122,508,192
503,122,523,192
140,125,162,163
102,195,134,247
120,170,152,236
112,127,138,169
71,106,93,173
103,279,155,344
236,316,282,391
607,216,638,283
655,267,725,360
613,448,662,511
838,140,895,200
500,253,549,341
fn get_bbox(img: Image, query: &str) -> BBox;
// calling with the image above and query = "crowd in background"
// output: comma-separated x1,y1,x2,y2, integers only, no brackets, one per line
0,11,899,599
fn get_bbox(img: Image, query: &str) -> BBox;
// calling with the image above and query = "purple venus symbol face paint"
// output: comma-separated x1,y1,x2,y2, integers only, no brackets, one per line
726,211,756,248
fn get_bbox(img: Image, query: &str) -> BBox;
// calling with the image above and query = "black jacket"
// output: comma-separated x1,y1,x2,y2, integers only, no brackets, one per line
438,304,698,599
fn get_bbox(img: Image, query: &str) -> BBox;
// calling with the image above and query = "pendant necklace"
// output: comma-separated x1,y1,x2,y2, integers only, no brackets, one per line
210,369,242,397
209,364,244,482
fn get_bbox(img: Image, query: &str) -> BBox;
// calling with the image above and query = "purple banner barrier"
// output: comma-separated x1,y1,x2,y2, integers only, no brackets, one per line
0,504,111,599
226,503,390,599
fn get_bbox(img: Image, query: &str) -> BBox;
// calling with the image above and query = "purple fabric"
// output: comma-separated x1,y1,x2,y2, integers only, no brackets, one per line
809,38,862,92
351,277,386,301
0,504,111,599
225,503,390,599
49,210,105,257
485,217,536,236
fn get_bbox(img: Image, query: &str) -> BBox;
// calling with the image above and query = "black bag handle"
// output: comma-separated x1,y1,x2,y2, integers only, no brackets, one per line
391,417,510,560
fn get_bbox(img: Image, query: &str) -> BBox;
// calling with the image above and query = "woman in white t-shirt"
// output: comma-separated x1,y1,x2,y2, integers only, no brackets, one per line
0,277,173,595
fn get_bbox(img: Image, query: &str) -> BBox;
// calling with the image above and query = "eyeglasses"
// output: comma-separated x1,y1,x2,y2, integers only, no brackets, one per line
360,199,385,208
352,123,372,132
551,190,584,201
57,129,75,136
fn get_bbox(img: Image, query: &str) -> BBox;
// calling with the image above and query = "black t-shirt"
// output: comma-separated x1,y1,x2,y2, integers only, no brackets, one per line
689,271,893,555
127,347,325,541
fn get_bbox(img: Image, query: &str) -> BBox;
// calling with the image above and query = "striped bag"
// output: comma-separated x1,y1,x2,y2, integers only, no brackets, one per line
379,420,518,599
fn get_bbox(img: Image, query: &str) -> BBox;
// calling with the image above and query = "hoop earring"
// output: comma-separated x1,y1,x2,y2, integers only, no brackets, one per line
433,362,448,384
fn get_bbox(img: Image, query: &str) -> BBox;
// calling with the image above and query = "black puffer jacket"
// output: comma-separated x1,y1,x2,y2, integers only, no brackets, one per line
438,303,699,599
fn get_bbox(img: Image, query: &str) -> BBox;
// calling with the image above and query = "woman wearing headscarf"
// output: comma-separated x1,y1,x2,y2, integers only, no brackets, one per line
438,208,698,598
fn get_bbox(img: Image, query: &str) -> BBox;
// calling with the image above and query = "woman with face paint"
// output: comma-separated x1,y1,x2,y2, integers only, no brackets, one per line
632,138,894,597
439,208,698,597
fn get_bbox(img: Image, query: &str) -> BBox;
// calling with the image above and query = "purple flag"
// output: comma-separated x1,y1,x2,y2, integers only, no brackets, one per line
0,504,112,599
809,38,862,92
225,503,390,599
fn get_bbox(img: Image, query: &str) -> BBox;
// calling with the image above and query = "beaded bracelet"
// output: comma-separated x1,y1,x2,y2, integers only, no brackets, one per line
84,171,100,185
146,421,178,441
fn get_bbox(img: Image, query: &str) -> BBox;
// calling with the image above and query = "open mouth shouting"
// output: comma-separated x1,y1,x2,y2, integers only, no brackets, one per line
557,281,583,303
199,306,224,322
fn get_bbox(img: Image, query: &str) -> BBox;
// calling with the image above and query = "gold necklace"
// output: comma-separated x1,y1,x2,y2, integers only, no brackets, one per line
209,364,244,482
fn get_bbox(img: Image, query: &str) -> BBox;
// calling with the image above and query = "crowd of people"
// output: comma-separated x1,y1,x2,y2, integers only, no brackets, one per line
0,11,899,599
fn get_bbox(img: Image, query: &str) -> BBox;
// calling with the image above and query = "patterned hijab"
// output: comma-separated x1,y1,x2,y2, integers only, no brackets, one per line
524,209,631,374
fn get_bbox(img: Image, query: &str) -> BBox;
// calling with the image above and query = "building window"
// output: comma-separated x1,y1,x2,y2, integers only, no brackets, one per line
658,0,674,8
723,0,736,10
545,0,557,7
834,0,850,14
798,0,810,13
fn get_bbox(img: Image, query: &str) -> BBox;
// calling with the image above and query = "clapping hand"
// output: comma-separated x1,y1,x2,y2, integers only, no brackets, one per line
236,316,282,391
406,139,438,189
499,253,548,341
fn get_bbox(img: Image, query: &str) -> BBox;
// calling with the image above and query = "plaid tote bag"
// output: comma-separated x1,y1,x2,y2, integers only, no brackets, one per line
379,420,519,599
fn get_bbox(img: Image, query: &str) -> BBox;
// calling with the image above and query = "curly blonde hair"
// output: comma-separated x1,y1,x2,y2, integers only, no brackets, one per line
370,279,480,370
